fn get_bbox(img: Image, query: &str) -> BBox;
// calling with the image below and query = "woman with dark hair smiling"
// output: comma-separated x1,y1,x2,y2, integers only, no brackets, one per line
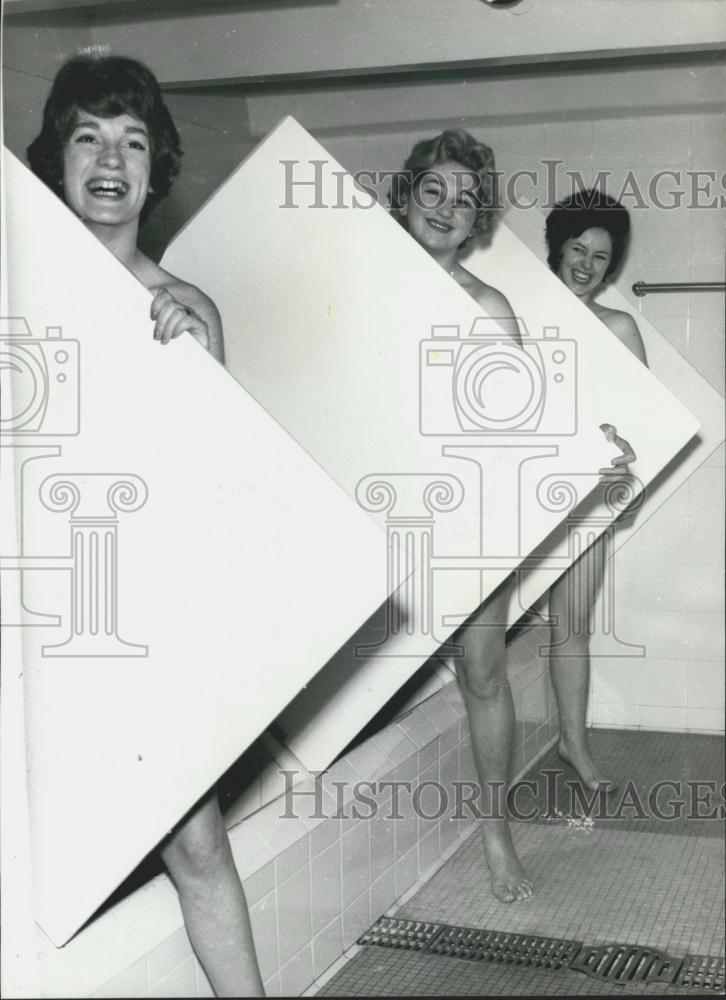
28,54,262,997
546,189,647,793
28,54,224,362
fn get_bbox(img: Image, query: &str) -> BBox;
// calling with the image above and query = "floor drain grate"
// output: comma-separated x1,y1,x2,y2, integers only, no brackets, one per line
359,918,726,991
428,926,582,968
569,943,683,986
675,955,726,992
357,916,442,951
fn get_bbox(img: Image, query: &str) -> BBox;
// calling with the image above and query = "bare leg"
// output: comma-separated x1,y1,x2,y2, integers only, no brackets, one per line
161,790,264,998
454,580,533,903
549,536,610,791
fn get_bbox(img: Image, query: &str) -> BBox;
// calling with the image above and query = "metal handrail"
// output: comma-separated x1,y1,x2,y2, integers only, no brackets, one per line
632,281,725,297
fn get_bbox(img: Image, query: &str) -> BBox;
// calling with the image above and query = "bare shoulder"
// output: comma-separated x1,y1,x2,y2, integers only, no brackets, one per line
461,273,521,346
593,303,648,366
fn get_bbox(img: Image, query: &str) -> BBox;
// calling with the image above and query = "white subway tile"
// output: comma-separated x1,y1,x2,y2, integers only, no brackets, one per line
228,820,275,882
590,701,639,727
341,891,371,952
590,657,639,705
369,866,397,921
418,826,440,876
91,957,147,999
276,865,312,968
685,707,725,733
244,861,275,908
703,442,725,469
278,942,314,998
687,612,725,662
311,916,343,982
687,515,725,564
310,815,340,859
638,704,687,731
690,114,726,167
147,928,193,985
686,660,726,709
699,366,725,396
497,123,546,156
394,845,419,900
275,834,310,885
593,119,642,162
147,955,196,999
544,121,593,160
635,658,688,708
641,115,691,163
688,317,726,373
369,809,395,881
248,891,279,984
108,876,182,954
310,840,342,937
341,818,370,909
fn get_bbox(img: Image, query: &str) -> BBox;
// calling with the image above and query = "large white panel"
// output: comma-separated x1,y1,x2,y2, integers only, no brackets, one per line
163,117,701,771
464,213,725,615
2,150,393,945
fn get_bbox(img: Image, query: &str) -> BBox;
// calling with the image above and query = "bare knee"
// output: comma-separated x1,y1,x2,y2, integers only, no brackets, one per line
458,654,507,702
161,798,231,885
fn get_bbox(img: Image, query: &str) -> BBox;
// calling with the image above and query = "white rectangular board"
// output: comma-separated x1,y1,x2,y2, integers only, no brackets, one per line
463,212,725,621
2,149,394,945
163,117,702,771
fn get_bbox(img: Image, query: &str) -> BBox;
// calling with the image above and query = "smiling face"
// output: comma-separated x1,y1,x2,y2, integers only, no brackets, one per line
403,160,480,257
557,226,613,302
62,111,152,230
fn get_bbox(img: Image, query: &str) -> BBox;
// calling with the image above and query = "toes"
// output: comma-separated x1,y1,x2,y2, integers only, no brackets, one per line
492,881,516,904
516,880,534,900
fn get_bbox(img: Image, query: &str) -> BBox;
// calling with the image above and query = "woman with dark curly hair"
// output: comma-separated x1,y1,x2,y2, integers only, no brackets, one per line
545,189,646,793
28,54,262,997
28,54,224,362
392,129,534,904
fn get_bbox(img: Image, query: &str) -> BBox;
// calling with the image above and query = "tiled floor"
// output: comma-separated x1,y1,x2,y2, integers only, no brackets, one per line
391,824,724,958
527,729,725,838
317,731,725,997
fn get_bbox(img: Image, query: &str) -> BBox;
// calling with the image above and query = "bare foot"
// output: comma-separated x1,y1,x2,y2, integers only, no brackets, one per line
482,825,533,903
558,739,614,792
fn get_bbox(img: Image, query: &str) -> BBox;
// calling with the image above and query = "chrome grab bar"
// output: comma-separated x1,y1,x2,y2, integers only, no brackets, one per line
632,281,725,297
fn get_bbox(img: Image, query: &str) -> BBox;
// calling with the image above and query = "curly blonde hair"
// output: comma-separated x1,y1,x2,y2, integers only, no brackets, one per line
389,128,499,247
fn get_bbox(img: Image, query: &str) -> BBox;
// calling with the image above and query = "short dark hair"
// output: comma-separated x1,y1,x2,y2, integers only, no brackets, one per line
390,128,499,248
27,54,182,222
545,189,630,278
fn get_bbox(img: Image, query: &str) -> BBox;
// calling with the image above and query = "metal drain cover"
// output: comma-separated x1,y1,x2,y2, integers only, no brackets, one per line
676,954,726,993
429,926,581,969
359,918,725,993
359,918,580,969
357,916,441,951
562,942,683,986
